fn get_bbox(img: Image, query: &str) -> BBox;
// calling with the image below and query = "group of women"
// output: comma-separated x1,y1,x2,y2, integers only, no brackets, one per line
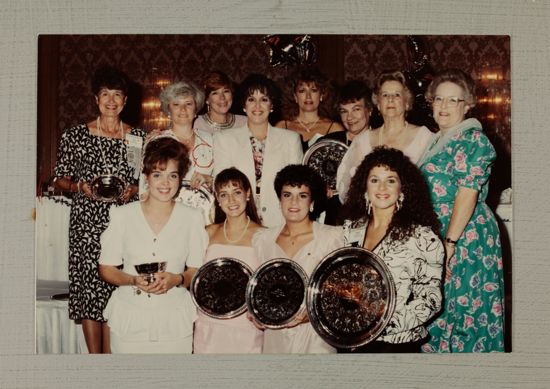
53,63,505,354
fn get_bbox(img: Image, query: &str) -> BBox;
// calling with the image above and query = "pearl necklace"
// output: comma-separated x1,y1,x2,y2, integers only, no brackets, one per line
223,216,251,243
379,121,408,147
203,113,236,130
297,117,320,133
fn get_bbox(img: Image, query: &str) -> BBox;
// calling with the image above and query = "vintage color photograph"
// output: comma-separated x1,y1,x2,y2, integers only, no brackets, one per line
35,34,511,354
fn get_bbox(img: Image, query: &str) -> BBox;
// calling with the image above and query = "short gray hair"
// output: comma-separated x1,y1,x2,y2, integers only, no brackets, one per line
159,80,205,116
425,69,477,107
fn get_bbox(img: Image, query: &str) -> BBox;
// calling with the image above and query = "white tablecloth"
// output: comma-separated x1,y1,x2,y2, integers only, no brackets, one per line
36,279,87,354
35,196,71,281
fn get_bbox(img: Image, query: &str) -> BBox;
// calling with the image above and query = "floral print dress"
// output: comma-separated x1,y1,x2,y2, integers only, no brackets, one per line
420,125,505,352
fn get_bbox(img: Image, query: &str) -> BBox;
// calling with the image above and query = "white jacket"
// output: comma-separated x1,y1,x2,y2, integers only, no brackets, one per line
213,124,303,227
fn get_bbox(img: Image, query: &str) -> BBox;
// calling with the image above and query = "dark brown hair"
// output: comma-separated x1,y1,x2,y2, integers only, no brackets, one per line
213,168,261,224
341,146,440,242
142,137,190,180
91,66,129,96
274,164,327,221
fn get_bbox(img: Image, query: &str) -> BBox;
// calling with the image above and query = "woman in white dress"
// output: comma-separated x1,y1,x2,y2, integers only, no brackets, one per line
340,146,444,352
99,137,207,353
194,71,247,134
252,164,344,353
193,167,264,353
337,70,434,202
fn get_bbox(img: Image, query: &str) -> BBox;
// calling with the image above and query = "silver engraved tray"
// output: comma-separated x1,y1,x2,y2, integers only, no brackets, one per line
303,139,348,192
307,247,396,348
246,258,308,329
191,257,253,319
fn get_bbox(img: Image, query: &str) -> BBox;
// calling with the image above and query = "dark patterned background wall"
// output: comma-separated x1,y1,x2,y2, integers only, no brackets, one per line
38,34,510,198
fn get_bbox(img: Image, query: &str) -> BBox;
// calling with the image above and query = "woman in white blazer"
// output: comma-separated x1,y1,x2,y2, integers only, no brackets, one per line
213,74,303,227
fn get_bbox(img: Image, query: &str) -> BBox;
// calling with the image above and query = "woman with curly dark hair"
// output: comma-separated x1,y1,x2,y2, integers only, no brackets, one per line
340,146,444,352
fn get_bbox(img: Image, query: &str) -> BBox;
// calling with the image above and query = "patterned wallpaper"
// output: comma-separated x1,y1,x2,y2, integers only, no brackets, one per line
39,34,511,197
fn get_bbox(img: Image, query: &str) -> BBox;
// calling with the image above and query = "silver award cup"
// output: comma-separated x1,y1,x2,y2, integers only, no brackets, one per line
303,139,348,194
246,258,308,329
90,174,126,202
307,247,396,349
134,261,167,285
190,257,253,319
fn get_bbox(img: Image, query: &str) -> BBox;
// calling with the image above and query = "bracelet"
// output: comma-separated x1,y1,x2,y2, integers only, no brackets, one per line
177,273,185,288
445,237,458,245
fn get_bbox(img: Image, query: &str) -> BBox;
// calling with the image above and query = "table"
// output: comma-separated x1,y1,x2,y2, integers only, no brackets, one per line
36,279,87,354
35,196,71,281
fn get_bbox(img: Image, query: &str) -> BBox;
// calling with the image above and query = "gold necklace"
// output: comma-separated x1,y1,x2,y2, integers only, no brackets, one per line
223,216,251,243
297,117,320,133
379,121,408,147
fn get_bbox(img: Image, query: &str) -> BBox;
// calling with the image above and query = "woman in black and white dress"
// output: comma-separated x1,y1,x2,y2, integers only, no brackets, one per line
53,66,146,353
340,146,444,352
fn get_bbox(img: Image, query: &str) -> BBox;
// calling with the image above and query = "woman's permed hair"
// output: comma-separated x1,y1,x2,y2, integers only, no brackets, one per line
371,70,414,111
91,66,129,96
159,80,205,116
341,146,440,242
274,164,327,221
142,137,191,185
213,167,261,225
425,68,477,107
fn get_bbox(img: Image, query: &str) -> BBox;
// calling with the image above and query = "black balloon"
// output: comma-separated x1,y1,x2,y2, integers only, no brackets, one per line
263,34,317,67
404,35,436,128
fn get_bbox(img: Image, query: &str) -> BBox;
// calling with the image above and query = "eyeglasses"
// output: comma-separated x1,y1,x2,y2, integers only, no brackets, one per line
431,96,465,107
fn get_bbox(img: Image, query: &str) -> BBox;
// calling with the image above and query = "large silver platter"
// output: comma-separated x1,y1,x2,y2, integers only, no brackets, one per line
90,174,126,202
191,257,253,319
176,180,215,223
307,247,396,349
303,139,348,192
246,258,308,329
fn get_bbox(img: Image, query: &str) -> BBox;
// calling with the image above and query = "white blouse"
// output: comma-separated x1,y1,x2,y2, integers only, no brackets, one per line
337,126,434,202
252,222,344,353
99,202,207,343
343,220,444,343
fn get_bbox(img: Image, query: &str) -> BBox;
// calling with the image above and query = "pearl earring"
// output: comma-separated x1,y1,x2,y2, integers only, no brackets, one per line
309,203,314,213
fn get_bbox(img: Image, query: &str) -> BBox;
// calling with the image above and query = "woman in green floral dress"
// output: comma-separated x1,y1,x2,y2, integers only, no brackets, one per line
419,69,505,352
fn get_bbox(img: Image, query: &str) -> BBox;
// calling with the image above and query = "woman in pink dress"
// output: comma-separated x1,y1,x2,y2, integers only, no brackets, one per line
193,167,264,353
